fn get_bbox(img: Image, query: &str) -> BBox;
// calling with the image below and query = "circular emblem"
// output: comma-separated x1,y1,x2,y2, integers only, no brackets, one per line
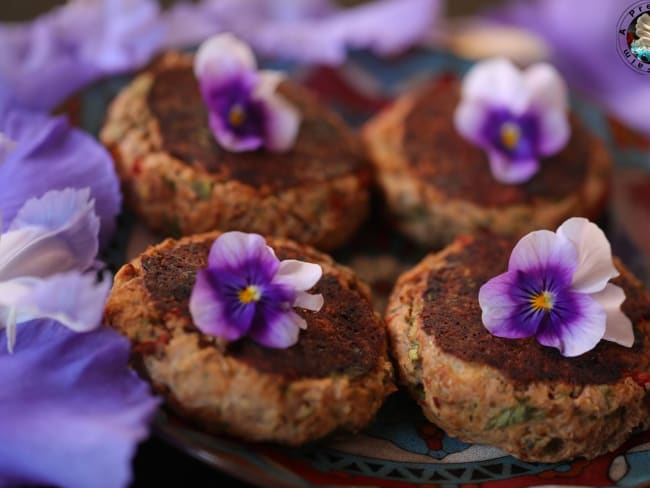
617,1,650,73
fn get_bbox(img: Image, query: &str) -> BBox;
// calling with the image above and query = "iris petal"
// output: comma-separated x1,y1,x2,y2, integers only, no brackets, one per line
0,110,121,245
0,320,159,488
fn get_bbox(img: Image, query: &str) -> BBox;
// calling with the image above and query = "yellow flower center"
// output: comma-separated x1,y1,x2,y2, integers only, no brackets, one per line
500,122,521,150
228,104,246,128
239,285,261,304
531,291,554,312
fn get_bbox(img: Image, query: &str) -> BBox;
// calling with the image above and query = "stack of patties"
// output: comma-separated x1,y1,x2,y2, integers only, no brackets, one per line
101,34,370,251
386,218,650,461
106,230,395,444
363,58,610,247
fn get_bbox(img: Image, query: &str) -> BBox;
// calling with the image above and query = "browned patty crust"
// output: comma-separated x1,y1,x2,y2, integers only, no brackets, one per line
363,77,611,247
386,233,650,461
101,53,370,250
105,232,395,445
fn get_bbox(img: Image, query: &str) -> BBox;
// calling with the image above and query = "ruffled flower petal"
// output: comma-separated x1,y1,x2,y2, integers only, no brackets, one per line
0,0,162,111
508,229,577,279
249,308,305,348
0,319,159,488
194,32,256,83
0,110,121,245
535,291,606,357
189,269,254,340
3,188,100,278
556,217,619,294
163,0,439,65
13,272,111,333
486,149,539,184
479,270,542,339
591,283,634,348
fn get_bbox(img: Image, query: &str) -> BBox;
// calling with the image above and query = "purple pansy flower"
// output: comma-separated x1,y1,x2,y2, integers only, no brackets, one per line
479,218,634,357
454,58,570,184
194,33,300,152
190,231,323,348
164,0,440,65
0,188,110,352
0,107,121,245
0,0,162,112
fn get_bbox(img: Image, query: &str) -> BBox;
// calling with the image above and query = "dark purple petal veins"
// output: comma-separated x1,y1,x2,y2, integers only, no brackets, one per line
481,107,540,162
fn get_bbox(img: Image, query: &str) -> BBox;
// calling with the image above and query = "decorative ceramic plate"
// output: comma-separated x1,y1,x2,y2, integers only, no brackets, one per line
91,49,650,488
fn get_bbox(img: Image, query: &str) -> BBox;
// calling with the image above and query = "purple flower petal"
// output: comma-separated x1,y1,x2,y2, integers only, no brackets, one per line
485,148,539,184
0,0,162,111
2,189,99,278
535,290,606,357
591,283,634,348
508,229,577,278
556,217,619,294
523,62,568,113
454,99,489,148
189,269,254,340
14,272,111,333
0,320,158,488
208,231,279,278
163,0,440,65
0,110,121,245
479,270,542,339
249,308,305,348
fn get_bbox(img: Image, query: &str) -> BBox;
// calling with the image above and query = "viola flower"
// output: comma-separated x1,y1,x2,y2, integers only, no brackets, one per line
0,107,121,245
454,58,570,184
194,33,300,152
479,218,634,357
189,231,324,348
0,188,110,352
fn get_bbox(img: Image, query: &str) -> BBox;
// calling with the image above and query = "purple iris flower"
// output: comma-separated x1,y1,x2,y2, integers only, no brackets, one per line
454,58,570,184
194,33,300,152
0,0,162,112
490,0,650,137
0,108,121,245
164,0,441,65
479,218,634,357
0,188,159,487
190,231,323,348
